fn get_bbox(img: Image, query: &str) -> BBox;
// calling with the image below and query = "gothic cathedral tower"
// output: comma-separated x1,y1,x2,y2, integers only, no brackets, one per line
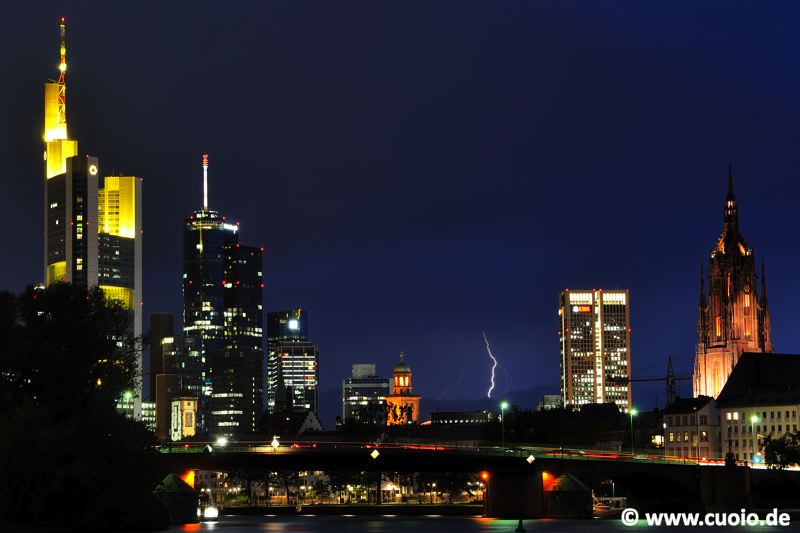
693,168,772,398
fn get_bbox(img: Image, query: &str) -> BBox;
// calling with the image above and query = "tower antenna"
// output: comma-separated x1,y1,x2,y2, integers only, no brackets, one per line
57,16,67,127
202,153,209,210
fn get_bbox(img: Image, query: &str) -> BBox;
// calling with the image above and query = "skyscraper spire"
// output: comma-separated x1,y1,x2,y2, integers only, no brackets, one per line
723,164,739,229
57,17,67,129
202,153,209,211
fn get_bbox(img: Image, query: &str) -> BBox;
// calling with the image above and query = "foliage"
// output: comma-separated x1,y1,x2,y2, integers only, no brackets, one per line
336,403,389,438
764,432,800,470
386,401,414,425
0,284,165,530
416,472,478,503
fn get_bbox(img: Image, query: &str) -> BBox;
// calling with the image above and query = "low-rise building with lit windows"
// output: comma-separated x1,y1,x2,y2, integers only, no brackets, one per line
430,410,494,426
716,353,800,464
663,396,720,460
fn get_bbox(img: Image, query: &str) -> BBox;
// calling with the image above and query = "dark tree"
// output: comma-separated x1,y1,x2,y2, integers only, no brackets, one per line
0,284,166,530
764,432,800,470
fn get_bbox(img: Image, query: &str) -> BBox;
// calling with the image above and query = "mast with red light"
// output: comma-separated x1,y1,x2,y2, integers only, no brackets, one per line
202,153,209,211
57,17,67,128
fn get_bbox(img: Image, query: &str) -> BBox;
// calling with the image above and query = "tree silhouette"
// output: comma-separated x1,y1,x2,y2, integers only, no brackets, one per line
0,284,164,529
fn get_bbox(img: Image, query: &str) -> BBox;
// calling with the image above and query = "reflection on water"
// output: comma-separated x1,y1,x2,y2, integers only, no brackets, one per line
170,515,768,532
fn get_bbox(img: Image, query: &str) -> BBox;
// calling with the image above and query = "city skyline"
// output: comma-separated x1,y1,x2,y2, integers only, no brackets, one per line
6,4,800,416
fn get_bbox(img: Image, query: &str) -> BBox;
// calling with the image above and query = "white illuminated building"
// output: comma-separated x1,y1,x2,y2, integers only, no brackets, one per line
559,289,631,412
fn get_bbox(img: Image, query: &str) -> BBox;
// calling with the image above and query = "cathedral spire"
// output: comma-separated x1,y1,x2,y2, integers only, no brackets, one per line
761,258,768,304
724,164,739,229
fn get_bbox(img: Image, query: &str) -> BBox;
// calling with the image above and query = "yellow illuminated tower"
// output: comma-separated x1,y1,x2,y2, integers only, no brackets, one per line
41,18,144,417
44,17,80,285
44,17,78,178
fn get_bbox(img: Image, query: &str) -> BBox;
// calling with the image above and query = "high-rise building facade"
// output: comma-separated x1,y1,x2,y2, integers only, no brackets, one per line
42,19,143,415
182,209,238,355
693,170,772,399
342,364,390,422
559,289,631,412
45,155,99,287
147,313,175,401
266,310,319,414
181,155,264,436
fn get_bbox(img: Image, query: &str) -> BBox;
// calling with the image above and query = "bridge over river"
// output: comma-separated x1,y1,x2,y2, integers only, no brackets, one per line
157,440,800,518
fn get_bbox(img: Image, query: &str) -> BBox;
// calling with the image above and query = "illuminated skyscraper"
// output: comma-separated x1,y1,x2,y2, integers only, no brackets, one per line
181,155,264,436
266,310,318,414
45,155,98,287
42,18,143,415
559,289,631,412
693,169,772,398
43,18,77,182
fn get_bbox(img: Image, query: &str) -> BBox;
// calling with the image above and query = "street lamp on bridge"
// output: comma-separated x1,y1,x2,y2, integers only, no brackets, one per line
500,401,509,450
629,408,638,457
750,415,760,463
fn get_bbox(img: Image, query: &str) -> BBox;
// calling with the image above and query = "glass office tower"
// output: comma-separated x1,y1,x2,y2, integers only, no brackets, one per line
559,289,631,412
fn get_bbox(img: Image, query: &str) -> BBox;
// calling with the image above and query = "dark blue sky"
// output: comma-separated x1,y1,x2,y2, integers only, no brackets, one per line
4,2,800,412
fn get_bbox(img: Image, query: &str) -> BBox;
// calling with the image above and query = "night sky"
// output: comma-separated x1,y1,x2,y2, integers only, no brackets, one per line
4,2,800,422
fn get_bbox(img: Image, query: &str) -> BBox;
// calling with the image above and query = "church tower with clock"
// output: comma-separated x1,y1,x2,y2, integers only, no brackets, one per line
693,168,772,398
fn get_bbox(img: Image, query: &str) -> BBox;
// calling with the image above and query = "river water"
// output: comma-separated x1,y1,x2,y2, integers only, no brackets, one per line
167,515,784,532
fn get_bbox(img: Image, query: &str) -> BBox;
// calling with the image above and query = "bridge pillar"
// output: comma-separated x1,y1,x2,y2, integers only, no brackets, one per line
699,466,751,512
484,470,543,519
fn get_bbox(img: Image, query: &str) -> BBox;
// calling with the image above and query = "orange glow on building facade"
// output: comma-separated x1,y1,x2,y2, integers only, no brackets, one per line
385,352,421,425
694,169,772,399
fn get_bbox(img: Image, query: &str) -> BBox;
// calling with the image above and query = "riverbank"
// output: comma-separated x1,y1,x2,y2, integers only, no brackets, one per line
222,504,483,516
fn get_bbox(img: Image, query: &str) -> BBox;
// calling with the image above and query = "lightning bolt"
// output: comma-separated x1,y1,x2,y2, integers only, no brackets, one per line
483,330,498,398
438,357,472,401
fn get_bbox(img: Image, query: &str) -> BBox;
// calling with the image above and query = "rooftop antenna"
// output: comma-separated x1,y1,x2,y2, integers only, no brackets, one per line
57,16,67,127
202,153,209,210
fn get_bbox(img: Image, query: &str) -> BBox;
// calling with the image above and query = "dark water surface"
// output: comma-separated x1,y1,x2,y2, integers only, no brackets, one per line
167,515,792,532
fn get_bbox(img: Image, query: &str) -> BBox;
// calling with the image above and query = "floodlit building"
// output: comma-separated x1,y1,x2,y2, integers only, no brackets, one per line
42,19,143,416
385,352,421,425
716,353,800,464
559,289,631,412
694,170,772,399
171,397,199,441
342,364,390,422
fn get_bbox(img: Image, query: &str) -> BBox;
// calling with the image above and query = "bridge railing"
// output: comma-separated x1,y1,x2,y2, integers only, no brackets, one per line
155,440,717,467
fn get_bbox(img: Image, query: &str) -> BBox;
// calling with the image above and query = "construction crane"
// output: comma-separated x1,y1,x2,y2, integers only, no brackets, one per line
608,356,692,406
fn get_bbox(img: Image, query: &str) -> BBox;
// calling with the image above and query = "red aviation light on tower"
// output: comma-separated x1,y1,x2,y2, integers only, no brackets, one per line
202,153,209,211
